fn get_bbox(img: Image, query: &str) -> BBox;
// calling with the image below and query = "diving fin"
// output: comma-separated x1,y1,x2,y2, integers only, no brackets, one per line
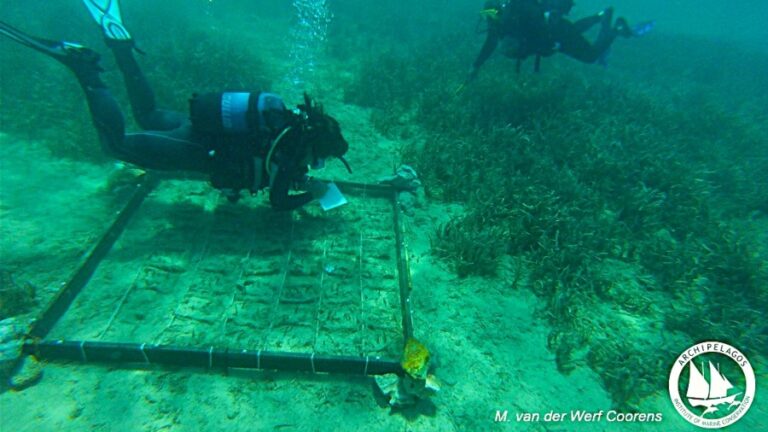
82,0,131,40
0,21,102,71
596,20,655,67
0,20,69,56
631,20,656,37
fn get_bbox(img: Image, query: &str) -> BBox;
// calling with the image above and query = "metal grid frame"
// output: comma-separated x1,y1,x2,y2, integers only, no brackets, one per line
22,175,414,376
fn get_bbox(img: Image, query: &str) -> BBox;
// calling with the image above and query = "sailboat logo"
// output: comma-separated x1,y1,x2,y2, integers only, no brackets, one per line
669,341,755,429
686,361,741,416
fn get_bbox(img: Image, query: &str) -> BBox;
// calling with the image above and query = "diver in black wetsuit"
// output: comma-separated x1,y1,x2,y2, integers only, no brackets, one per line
0,1,351,211
466,0,636,82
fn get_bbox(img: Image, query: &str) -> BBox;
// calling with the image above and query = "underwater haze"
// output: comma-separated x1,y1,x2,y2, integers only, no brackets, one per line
578,0,768,47
1,0,767,431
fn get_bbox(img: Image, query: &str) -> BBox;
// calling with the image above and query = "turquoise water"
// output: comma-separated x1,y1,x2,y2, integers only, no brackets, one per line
1,1,766,431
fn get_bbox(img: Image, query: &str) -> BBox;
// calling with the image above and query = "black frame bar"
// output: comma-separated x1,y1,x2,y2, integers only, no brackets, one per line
23,340,401,375
22,176,414,377
29,175,160,339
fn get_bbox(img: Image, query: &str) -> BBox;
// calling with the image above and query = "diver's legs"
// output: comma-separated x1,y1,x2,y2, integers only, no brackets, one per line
557,31,608,63
0,21,127,157
107,40,186,131
82,0,184,130
554,10,631,64
121,127,212,172
0,22,209,172
551,18,607,63
613,18,634,38
572,14,602,34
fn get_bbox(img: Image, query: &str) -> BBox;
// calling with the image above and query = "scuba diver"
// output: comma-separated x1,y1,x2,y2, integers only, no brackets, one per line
465,0,651,83
0,0,351,211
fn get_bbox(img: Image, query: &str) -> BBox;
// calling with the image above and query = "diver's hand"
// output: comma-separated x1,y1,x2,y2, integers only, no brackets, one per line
467,66,480,82
307,180,329,199
456,67,480,94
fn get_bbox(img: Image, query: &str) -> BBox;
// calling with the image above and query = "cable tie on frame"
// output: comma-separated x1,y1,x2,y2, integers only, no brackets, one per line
79,340,87,362
140,343,150,364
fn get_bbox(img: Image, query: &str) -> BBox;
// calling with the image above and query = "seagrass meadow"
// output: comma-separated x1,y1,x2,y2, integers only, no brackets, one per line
1,1,767,431
342,0,768,412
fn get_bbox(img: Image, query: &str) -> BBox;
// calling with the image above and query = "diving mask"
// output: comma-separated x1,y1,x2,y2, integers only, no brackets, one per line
311,157,326,170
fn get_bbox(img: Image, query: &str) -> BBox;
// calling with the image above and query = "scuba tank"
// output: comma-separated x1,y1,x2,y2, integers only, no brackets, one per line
189,92,289,199
189,91,287,135
542,0,574,16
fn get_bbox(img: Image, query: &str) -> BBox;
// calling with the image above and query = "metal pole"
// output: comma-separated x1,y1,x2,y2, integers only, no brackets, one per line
23,340,403,376
29,175,159,339
392,191,415,342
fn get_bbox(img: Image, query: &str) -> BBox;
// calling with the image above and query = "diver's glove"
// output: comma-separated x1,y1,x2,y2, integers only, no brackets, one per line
456,66,480,94
467,66,480,83
306,179,329,199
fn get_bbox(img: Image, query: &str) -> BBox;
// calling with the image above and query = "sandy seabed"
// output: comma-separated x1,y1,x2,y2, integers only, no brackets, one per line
0,103,765,432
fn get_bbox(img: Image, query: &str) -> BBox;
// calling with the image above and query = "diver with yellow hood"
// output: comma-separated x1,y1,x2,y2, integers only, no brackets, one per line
464,0,651,83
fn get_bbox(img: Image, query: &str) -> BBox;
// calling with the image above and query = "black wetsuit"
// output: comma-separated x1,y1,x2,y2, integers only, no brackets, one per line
79,40,313,211
472,0,620,71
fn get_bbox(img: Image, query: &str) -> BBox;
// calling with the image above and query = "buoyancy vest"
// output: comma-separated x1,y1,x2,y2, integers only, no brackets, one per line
498,0,554,59
189,92,289,197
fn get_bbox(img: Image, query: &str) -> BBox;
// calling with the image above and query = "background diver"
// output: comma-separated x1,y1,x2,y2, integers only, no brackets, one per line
0,0,351,211
465,0,653,83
